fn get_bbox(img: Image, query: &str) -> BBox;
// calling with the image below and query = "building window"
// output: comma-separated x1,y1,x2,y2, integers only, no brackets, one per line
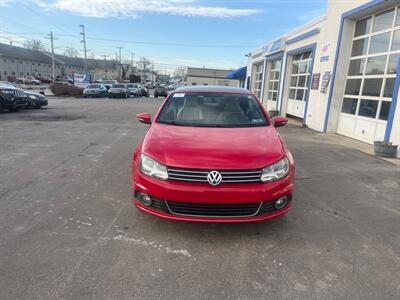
341,5,399,120
252,63,263,98
11,71,15,75
11,59,14,63
192,82,197,85
38,63,41,66
288,52,312,102
20,72,24,75
264,59,281,104
4,71,7,75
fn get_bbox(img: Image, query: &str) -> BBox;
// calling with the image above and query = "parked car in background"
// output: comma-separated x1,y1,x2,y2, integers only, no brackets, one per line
0,83,28,111
55,77,73,85
83,84,108,98
127,84,141,97
25,91,48,108
154,86,168,98
139,85,149,97
145,82,155,89
132,86,293,222
17,76,41,85
0,81,17,87
102,80,118,90
34,76,53,84
108,84,129,98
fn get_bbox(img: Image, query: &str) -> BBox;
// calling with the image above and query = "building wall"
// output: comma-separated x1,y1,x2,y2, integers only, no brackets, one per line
0,57,55,78
186,75,238,87
246,0,400,157
186,67,239,87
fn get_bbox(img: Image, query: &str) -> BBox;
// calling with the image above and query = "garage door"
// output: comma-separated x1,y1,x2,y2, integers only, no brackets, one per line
263,58,281,111
287,52,312,118
338,7,399,143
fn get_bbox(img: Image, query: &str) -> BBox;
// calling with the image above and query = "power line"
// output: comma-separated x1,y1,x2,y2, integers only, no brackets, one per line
2,30,255,49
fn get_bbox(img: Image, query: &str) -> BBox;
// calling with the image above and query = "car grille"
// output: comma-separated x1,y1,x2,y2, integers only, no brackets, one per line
167,201,261,217
13,90,24,96
167,167,262,184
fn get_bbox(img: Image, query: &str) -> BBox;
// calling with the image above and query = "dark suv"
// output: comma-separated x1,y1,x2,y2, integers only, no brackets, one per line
0,84,28,111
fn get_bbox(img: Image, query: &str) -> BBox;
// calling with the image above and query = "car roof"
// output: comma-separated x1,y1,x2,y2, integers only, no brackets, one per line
173,85,252,95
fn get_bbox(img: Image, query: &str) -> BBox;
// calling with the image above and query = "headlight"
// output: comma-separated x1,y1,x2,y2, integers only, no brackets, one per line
28,95,38,99
261,157,289,183
140,154,168,180
1,90,14,94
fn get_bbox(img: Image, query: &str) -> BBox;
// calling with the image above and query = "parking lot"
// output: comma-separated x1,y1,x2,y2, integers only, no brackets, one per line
0,97,399,299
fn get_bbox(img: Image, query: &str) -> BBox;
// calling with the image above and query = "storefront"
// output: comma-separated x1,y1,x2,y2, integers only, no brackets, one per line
246,0,400,157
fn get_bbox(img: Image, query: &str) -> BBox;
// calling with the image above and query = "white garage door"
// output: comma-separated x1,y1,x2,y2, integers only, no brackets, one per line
338,7,399,143
287,52,312,118
263,59,282,111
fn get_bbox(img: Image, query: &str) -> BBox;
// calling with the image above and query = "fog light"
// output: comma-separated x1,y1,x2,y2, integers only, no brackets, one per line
138,192,152,206
275,196,288,209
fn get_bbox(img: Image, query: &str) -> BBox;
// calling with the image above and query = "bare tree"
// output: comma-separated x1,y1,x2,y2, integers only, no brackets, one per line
23,39,46,51
64,47,79,57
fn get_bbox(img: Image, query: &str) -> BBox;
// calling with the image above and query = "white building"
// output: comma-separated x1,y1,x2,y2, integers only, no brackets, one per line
246,0,400,157
186,67,239,87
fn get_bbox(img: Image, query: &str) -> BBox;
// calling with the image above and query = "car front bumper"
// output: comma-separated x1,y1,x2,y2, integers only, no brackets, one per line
109,92,126,97
1,95,28,109
132,164,294,222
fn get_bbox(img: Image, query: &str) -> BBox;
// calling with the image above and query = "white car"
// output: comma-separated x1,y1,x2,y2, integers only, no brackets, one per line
17,76,41,85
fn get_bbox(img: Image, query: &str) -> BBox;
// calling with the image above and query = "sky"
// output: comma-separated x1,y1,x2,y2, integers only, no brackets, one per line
0,0,327,73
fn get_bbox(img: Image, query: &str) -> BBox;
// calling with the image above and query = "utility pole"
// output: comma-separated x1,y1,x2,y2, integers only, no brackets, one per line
116,47,123,63
46,31,58,81
80,25,88,73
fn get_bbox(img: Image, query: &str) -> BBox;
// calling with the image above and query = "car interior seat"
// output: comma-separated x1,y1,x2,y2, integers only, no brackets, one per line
176,96,203,121
218,98,248,124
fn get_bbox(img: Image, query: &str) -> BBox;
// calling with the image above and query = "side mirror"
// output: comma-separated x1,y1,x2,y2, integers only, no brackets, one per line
137,112,152,124
273,116,288,127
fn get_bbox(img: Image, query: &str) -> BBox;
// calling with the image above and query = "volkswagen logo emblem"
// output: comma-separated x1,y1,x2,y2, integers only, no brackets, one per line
207,170,222,186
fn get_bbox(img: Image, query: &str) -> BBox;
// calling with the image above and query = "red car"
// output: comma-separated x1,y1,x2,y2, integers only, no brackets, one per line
132,86,294,222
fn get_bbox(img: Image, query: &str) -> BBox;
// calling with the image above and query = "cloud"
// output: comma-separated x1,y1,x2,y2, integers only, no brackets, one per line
34,0,259,18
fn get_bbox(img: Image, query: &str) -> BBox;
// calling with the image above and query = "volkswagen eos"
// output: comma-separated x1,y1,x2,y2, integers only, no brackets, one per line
132,86,294,222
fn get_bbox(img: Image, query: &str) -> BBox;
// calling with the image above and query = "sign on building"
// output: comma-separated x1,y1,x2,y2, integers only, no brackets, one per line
311,73,320,90
73,73,91,88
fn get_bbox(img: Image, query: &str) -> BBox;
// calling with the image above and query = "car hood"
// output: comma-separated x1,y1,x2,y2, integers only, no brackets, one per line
142,124,285,169
84,88,100,92
26,91,44,97
109,88,125,92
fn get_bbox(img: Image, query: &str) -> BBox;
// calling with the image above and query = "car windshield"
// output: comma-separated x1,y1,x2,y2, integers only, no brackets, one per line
88,84,100,88
157,92,268,127
112,84,125,88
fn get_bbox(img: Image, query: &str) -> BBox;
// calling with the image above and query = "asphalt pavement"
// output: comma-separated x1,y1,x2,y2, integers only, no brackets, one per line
0,97,399,299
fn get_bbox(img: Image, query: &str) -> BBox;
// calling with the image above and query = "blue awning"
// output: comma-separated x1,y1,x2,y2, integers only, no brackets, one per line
227,66,247,79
